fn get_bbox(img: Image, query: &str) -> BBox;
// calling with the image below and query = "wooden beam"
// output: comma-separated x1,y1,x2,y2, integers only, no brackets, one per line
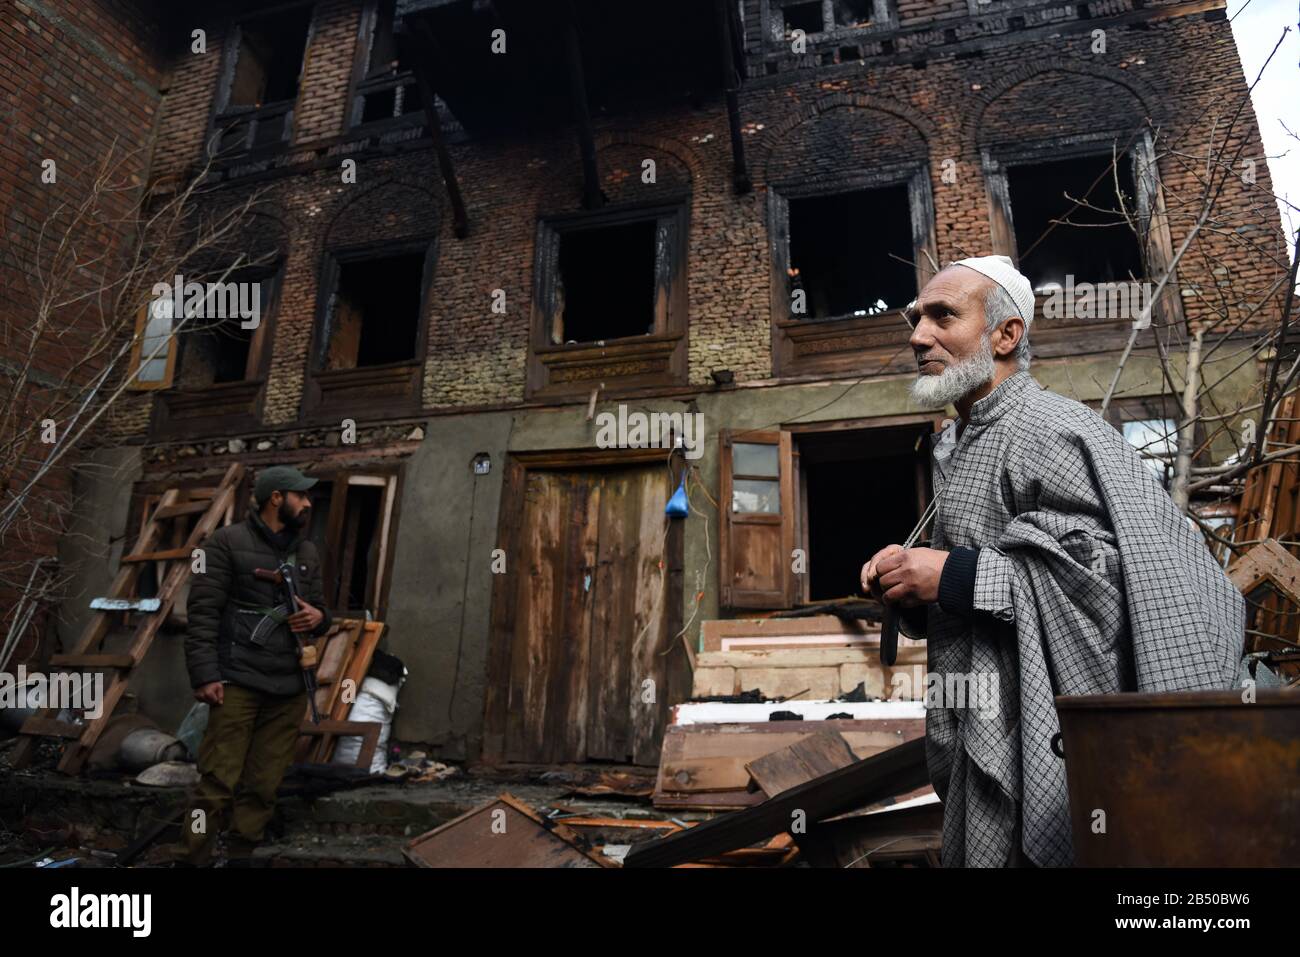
563,4,602,210
624,736,927,867
714,0,751,194
407,17,469,238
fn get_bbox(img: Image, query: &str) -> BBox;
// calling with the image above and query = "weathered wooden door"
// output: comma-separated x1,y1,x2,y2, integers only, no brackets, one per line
484,462,686,766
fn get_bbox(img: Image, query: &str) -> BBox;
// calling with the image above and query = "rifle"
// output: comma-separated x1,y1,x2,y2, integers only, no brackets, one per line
252,562,321,724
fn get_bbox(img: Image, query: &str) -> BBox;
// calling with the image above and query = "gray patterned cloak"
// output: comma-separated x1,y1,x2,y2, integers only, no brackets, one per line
900,371,1244,867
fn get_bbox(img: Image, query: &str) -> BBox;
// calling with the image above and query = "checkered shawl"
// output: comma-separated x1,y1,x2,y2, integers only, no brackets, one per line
902,371,1244,867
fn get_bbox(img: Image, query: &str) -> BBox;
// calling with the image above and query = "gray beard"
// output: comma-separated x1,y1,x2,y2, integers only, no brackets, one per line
910,335,996,409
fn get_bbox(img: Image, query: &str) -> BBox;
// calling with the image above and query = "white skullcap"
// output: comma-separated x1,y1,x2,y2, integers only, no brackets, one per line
950,255,1035,325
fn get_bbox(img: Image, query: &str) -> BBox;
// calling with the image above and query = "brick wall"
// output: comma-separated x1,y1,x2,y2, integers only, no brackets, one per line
43,0,1293,448
0,0,169,662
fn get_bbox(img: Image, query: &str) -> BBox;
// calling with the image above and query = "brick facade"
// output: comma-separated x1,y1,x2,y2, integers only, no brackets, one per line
4,0,1287,688
113,0,1283,436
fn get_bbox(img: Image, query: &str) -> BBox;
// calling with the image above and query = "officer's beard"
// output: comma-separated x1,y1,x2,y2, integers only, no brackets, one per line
278,500,311,531
910,334,996,409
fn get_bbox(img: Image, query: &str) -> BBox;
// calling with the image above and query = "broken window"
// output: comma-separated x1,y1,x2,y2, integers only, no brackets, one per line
215,5,313,153
1006,153,1145,292
785,184,917,320
306,472,398,618
173,271,280,389
537,206,685,347
352,0,424,127
228,7,311,107
770,0,887,43
833,0,877,28
555,220,656,343
321,251,427,369
783,1,826,35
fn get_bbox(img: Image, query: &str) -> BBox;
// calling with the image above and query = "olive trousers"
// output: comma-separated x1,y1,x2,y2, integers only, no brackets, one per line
183,683,305,865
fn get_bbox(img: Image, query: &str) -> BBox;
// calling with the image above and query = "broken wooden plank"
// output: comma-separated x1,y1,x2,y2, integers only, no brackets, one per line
1228,538,1300,606
701,615,874,652
626,736,928,868
697,647,914,669
403,794,606,868
745,730,858,797
120,548,192,564
653,718,925,807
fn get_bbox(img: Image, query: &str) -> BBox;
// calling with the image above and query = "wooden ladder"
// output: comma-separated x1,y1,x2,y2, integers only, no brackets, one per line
10,463,245,774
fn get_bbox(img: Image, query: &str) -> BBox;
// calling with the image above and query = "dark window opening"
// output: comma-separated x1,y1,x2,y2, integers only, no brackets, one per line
833,0,875,28
177,325,253,388
336,484,383,615
784,2,826,35
799,426,926,602
307,478,390,618
555,220,657,343
229,7,312,107
355,0,424,125
1007,153,1145,291
325,253,425,369
366,0,401,79
787,185,916,320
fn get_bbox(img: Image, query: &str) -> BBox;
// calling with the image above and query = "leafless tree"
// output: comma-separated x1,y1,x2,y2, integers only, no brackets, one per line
0,138,272,670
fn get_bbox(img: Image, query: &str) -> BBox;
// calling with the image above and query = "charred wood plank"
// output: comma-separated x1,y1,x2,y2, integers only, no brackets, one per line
623,736,927,868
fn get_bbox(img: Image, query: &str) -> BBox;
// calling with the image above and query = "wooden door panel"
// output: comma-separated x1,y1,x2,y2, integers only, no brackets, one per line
629,467,673,766
493,462,681,766
542,476,601,763
505,471,565,762
586,469,641,761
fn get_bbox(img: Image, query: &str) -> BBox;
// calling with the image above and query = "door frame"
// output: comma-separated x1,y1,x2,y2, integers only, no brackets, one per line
481,447,686,765
786,413,944,605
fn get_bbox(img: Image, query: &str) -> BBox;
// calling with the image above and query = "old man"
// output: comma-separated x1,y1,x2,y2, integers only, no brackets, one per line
862,255,1244,868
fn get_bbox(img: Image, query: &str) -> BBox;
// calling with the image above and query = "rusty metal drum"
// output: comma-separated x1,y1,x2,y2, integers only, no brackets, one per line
1054,689,1300,866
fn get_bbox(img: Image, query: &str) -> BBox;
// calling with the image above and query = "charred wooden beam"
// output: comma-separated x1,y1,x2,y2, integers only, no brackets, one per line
407,17,470,238
715,0,751,194
623,736,928,867
564,3,602,210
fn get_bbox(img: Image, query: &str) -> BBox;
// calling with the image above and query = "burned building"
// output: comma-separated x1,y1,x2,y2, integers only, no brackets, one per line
7,0,1288,769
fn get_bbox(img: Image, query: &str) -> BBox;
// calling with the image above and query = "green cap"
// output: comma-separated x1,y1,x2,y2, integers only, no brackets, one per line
254,465,318,505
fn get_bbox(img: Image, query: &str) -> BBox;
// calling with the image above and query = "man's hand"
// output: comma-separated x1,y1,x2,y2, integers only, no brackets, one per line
874,547,949,607
286,595,324,634
194,681,224,706
862,544,904,599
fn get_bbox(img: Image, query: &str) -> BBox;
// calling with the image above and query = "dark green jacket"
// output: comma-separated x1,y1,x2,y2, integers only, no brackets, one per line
185,510,332,696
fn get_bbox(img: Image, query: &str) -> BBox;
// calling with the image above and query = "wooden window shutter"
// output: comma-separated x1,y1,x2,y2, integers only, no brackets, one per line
719,429,796,609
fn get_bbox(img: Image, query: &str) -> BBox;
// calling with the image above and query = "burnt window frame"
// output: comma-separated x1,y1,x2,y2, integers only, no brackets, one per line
307,466,403,620
147,265,285,439
981,130,1184,339
346,0,425,132
302,238,437,422
527,200,690,399
208,2,317,159
762,0,897,47
768,164,935,379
